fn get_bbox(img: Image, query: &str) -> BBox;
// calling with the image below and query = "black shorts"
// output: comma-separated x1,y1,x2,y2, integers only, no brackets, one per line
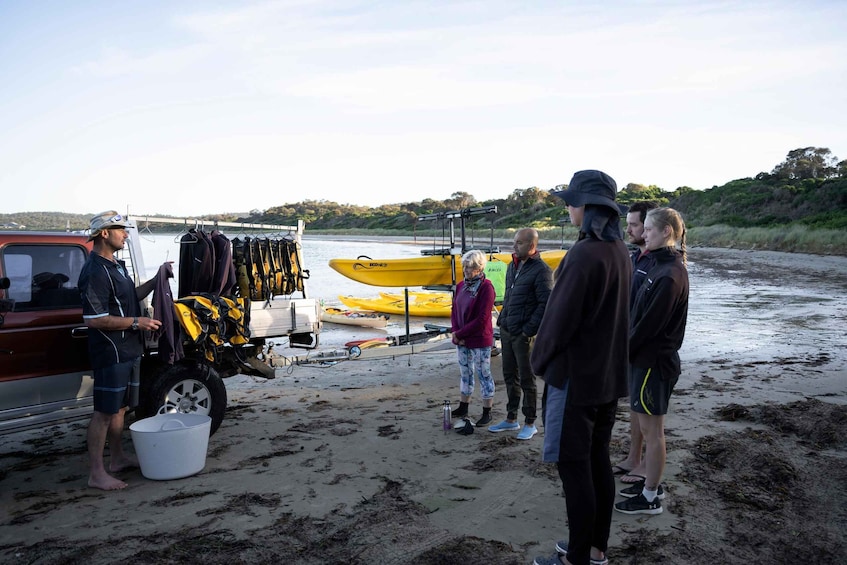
629,365,677,416
93,358,140,414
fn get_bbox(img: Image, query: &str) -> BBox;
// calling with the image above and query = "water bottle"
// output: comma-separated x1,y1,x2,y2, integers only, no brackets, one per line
442,400,452,433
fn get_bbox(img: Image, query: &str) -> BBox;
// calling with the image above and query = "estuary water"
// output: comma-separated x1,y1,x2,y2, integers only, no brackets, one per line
137,233,847,376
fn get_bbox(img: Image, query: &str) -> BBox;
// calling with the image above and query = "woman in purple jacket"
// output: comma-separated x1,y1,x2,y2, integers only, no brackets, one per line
450,249,497,427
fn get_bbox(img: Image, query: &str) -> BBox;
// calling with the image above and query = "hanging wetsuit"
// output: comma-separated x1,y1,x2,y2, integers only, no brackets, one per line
150,262,183,364
211,230,237,296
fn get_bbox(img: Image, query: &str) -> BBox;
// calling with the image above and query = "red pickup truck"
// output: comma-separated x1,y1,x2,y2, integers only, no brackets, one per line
0,226,320,436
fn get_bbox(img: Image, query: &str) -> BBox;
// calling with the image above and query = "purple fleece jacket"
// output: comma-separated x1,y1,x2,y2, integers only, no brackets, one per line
451,277,496,349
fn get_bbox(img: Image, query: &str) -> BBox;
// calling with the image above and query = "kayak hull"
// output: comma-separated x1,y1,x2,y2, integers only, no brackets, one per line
329,250,565,287
321,307,390,328
339,293,452,318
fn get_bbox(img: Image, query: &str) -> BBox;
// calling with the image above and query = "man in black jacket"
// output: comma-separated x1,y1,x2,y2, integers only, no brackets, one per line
487,228,552,440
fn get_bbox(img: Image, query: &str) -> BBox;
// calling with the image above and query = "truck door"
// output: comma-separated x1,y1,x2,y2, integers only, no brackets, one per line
0,242,93,420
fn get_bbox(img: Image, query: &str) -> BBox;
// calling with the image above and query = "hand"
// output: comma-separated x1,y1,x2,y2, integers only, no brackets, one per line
139,317,163,331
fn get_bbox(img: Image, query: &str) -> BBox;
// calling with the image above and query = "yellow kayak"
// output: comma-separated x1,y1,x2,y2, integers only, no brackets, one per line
320,307,390,328
339,292,452,318
329,249,565,288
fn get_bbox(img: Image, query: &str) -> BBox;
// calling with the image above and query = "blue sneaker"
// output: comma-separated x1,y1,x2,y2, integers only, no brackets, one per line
488,420,520,433
555,541,609,565
516,424,538,440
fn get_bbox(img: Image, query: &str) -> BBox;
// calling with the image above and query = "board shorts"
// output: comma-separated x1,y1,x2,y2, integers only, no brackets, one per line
629,365,678,416
93,357,141,414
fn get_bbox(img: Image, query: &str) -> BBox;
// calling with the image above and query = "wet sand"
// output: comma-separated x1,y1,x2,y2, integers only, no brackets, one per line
1,247,846,564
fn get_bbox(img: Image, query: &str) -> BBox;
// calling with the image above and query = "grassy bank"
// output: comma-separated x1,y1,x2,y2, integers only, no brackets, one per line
307,225,847,256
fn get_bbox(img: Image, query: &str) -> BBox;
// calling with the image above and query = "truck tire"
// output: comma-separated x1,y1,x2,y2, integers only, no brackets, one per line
149,362,227,436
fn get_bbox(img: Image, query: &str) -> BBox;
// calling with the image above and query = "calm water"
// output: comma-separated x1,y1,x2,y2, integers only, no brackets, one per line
136,234,847,360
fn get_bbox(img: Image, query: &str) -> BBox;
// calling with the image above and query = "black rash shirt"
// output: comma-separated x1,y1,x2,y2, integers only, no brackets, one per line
79,253,143,369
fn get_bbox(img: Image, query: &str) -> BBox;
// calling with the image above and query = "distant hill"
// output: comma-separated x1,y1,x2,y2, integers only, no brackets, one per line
4,147,845,233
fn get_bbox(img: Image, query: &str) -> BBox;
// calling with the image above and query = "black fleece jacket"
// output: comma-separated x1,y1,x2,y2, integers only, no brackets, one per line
496,252,552,337
531,237,631,406
630,246,689,379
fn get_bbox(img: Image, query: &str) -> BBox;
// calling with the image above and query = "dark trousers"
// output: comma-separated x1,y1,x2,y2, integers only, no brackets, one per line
556,400,617,565
500,327,537,423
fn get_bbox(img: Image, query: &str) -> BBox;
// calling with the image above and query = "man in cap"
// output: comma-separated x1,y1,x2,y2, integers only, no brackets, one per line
78,210,163,490
530,171,631,565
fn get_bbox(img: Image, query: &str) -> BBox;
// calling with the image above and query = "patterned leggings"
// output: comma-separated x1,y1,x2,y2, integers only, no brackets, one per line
456,345,495,399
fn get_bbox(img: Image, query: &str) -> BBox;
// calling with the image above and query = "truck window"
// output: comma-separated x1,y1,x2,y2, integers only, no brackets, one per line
1,244,87,310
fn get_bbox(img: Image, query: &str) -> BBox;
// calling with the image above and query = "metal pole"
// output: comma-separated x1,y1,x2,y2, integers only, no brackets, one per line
405,288,411,346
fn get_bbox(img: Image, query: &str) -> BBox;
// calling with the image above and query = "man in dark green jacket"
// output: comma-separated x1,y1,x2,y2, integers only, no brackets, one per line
488,228,552,440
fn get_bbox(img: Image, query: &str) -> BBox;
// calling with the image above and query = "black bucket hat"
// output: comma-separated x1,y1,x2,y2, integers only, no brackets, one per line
553,170,628,215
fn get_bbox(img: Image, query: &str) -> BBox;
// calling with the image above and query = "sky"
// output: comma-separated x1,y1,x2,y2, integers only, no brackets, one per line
1,0,845,217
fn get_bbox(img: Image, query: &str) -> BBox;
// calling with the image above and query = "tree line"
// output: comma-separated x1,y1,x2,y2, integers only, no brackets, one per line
3,147,846,233
238,146,847,231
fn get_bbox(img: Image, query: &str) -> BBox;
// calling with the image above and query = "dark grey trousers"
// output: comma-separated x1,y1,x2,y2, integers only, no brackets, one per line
499,326,538,424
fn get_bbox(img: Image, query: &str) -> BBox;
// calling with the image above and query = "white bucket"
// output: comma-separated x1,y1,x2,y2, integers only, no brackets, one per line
129,412,212,480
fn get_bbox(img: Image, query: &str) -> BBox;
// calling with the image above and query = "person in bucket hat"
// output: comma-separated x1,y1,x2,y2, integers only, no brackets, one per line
553,169,629,217
79,210,163,490
87,210,132,242
531,170,631,565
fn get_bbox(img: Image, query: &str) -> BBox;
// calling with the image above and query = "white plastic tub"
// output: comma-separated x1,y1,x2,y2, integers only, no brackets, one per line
129,412,211,480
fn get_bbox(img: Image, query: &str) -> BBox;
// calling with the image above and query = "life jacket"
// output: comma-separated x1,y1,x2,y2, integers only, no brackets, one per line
174,294,251,363
231,237,252,299
484,259,507,304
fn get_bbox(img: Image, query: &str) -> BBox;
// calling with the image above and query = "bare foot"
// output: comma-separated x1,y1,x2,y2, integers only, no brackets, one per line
88,473,128,491
110,453,139,473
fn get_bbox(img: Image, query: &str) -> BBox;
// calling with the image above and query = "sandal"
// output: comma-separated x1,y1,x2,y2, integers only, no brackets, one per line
620,473,646,484
612,464,631,475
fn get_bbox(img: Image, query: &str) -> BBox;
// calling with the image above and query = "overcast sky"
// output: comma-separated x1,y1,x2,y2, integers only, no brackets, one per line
1,0,845,217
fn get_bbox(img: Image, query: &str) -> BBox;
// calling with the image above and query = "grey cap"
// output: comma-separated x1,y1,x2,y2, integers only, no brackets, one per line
88,210,131,241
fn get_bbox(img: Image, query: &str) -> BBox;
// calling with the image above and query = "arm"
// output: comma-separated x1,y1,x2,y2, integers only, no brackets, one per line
135,277,156,300
452,283,495,342
522,265,553,337
450,282,462,343
86,314,161,332
629,276,681,356
530,251,588,376
135,262,173,300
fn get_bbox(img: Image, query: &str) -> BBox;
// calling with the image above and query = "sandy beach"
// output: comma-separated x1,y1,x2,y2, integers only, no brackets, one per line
1,247,846,564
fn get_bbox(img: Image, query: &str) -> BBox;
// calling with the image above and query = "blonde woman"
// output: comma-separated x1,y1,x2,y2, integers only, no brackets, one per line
615,207,689,516
450,249,497,427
